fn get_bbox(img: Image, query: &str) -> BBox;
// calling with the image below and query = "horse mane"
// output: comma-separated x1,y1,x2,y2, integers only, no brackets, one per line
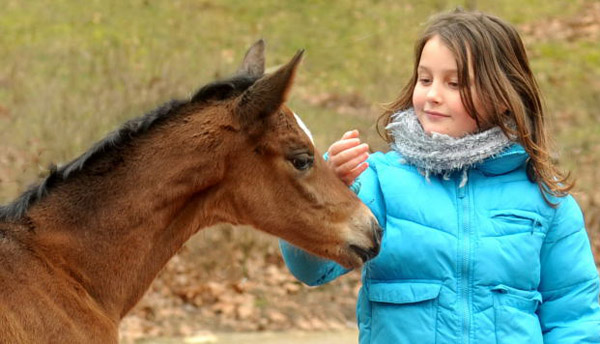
0,74,260,222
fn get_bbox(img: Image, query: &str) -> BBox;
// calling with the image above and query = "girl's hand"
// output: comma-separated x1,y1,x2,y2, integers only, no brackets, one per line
327,130,370,186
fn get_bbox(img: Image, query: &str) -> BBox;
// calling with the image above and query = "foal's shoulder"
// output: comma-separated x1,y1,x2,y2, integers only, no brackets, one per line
0,221,34,254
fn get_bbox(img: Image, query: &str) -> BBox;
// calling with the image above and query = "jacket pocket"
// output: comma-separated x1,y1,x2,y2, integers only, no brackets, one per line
489,210,546,237
491,284,543,344
367,281,441,344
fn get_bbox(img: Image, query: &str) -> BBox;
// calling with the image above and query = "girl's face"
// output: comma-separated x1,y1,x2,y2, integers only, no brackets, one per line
412,35,480,137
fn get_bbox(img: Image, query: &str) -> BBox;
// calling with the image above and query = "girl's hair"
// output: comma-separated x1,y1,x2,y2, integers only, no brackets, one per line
378,8,573,203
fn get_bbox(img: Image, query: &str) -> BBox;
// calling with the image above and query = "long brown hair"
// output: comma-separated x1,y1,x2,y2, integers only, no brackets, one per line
378,8,573,203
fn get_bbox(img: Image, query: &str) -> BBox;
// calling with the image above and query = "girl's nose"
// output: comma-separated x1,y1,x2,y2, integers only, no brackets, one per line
426,82,442,103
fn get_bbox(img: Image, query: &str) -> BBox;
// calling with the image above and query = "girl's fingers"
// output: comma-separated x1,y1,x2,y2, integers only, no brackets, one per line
328,138,361,157
341,129,359,140
328,130,361,156
336,151,369,176
341,162,369,186
326,130,369,183
331,143,369,168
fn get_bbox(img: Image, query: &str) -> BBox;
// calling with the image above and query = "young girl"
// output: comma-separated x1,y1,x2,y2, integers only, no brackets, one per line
280,9,600,344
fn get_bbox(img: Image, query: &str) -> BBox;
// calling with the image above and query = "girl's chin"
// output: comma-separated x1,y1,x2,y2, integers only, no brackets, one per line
419,119,472,138
420,122,451,136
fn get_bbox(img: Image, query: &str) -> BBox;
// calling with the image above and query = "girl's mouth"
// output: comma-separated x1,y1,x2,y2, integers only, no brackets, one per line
425,110,450,119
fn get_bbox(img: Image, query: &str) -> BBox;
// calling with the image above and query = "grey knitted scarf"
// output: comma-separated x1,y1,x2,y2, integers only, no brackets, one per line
386,108,513,186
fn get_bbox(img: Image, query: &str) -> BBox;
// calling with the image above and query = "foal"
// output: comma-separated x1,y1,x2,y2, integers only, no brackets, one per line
0,40,380,343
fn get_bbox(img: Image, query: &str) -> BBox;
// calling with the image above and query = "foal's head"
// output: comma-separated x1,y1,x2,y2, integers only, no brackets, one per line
187,41,381,268
1,40,381,270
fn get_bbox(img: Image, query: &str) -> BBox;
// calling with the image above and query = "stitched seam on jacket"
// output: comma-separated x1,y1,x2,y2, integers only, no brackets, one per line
543,198,561,244
543,226,584,244
539,275,599,294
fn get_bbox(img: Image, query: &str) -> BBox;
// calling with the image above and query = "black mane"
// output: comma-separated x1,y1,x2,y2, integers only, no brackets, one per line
0,74,260,222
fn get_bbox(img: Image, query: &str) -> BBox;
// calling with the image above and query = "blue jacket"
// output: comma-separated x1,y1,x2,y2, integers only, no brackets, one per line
280,145,600,343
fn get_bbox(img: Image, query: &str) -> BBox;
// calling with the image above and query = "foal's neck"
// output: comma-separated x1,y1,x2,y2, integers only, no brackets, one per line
28,116,236,320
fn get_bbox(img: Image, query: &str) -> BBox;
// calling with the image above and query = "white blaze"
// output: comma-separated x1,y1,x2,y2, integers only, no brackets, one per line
293,113,314,144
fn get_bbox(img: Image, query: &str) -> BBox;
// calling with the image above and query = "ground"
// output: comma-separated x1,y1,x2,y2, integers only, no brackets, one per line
135,330,359,344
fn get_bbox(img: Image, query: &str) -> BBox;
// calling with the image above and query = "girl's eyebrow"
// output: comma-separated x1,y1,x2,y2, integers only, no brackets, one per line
417,65,458,74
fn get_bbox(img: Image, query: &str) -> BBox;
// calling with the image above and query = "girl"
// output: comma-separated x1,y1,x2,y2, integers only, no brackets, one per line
280,9,600,344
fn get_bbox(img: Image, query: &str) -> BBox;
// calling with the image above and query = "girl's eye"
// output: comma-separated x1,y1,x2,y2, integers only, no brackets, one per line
448,81,459,89
418,78,432,85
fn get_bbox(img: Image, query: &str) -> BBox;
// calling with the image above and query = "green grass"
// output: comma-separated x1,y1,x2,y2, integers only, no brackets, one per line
1,0,599,238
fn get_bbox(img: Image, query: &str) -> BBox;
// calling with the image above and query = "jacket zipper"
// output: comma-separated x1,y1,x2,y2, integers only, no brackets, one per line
457,178,470,344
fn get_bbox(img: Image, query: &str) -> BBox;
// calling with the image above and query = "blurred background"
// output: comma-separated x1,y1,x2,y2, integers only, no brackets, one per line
1,0,598,342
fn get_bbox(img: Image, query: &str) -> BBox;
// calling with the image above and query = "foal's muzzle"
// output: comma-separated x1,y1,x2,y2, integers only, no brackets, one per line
350,219,382,263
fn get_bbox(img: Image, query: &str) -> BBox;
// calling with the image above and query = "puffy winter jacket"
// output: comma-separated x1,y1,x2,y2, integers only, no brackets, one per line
280,144,600,343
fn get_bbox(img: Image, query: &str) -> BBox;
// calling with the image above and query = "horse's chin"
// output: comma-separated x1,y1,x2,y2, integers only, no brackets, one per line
339,216,382,269
337,244,378,269
337,253,366,270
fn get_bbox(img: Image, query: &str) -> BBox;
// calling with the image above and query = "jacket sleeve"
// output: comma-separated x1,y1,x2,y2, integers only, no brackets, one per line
537,195,600,343
279,240,350,286
279,153,387,286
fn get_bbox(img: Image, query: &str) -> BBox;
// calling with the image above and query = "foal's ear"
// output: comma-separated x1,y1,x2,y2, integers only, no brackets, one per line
236,39,266,78
236,49,304,128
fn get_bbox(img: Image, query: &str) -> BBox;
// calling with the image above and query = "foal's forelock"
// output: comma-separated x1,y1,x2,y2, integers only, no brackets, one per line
0,74,261,223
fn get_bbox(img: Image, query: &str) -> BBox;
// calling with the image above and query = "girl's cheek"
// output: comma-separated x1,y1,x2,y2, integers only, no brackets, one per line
412,88,423,109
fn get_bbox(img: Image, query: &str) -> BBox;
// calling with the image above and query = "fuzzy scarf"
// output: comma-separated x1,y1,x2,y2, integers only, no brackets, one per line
386,108,513,186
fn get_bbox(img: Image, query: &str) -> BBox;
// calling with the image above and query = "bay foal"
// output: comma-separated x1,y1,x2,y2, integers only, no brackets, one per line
0,41,380,343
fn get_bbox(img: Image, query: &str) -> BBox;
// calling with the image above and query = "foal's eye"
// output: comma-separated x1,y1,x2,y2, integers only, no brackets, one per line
290,153,314,171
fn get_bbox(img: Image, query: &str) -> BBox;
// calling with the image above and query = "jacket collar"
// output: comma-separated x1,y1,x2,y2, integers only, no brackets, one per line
475,144,528,175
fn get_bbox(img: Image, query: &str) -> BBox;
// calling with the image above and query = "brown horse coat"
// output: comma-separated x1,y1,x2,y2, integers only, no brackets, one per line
0,41,380,343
